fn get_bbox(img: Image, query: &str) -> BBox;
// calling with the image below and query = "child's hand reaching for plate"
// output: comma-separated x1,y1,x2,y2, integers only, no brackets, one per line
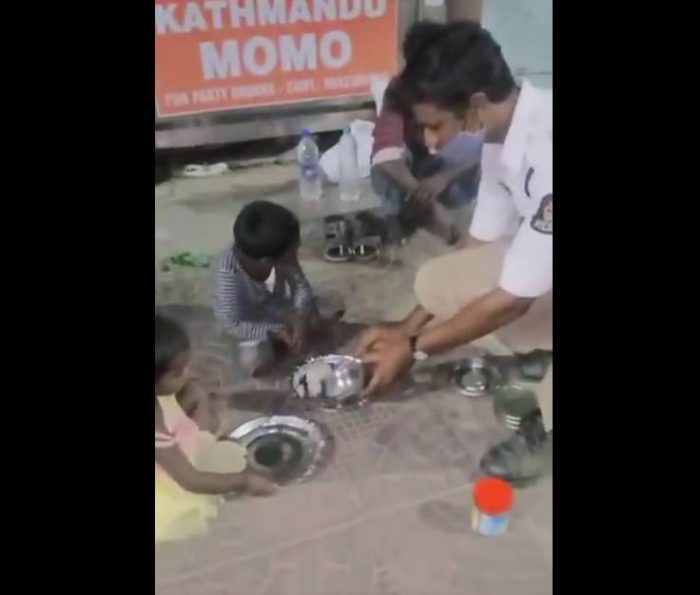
243,472,278,496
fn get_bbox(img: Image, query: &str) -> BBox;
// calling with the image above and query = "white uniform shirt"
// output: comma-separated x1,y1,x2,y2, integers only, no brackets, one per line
469,80,553,298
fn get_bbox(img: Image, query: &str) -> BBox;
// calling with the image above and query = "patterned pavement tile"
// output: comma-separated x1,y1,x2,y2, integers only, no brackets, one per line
155,291,551,594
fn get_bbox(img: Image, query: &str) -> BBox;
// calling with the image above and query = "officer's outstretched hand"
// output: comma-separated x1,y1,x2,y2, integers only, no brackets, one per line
356,324,407,357
359,334,414,397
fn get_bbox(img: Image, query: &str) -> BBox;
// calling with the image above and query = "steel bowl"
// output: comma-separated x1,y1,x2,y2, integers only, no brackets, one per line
228,415,332,484
453,356,503,398
292,354,366,410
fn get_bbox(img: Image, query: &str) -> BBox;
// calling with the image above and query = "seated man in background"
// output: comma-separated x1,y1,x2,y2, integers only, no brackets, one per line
214,201,320,355
371,22,483,245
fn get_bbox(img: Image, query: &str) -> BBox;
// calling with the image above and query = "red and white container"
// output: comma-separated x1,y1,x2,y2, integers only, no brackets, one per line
471,478,515,536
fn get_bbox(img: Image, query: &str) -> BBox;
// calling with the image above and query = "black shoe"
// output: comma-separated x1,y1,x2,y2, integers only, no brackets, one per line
480,410,552,484
353,211,384,240
516,350,553,381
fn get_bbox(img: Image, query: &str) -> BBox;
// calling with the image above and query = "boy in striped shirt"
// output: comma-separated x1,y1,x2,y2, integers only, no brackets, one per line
214,201,319,353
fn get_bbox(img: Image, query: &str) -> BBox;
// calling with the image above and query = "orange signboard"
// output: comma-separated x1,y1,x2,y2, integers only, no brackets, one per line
155,0,399,117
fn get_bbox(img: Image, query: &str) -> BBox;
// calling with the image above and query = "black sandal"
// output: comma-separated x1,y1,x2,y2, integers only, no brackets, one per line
351,236,381,262
323,239,354,263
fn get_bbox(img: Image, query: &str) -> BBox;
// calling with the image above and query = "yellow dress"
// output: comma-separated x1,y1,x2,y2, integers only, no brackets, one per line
155,395,248,543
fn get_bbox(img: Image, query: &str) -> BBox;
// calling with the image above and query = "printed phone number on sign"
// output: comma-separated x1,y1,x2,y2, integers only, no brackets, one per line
164,74,377,109
287,74,375,94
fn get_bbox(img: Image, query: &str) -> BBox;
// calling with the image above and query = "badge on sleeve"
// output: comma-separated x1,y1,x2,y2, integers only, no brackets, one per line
530,194,553,234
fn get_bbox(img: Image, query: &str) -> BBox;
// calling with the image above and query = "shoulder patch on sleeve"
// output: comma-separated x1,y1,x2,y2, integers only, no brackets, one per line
530,194,553,234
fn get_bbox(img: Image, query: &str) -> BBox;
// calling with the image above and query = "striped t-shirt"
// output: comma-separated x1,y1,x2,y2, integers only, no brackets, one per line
214,243,317,341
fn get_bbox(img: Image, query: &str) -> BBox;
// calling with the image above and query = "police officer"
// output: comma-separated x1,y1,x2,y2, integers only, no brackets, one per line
358,21,552,484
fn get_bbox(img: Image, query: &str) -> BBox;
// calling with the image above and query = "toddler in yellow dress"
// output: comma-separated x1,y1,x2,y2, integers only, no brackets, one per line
155,315,276,543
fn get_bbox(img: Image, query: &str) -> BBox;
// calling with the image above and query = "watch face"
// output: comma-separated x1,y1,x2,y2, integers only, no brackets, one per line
414,350,429,362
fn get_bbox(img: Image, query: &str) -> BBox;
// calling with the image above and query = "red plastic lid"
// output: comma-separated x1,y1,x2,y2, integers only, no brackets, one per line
474,478,514,515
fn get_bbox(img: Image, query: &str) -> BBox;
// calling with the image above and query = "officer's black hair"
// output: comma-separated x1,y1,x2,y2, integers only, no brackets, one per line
155,314,190,383
233,200,300,260
398,21,516,114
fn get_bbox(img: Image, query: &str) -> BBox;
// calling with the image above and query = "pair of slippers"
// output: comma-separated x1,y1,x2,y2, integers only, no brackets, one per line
323,213,382,263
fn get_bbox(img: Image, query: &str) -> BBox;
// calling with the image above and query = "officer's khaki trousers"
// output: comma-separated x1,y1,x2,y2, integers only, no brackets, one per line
414,244,553,431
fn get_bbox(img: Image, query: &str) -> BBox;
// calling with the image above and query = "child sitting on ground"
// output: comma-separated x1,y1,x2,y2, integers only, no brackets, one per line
214,200,321,354
155,314,276,543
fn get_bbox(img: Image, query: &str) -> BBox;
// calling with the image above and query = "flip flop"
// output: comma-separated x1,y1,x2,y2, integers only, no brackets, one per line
324,215,353,242
323,215,354,263
323,239,354,263
181,163,229,178
351,236,381,262
352,211,387,242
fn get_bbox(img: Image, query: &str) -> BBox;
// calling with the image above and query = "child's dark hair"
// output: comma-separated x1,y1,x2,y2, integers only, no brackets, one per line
234,201,300,260
155,314,190,382
384,21,445,115
403,20,445,63
397,20,515,113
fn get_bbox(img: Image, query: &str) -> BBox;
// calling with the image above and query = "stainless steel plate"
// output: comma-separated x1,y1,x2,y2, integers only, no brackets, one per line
292,355,367,410
229,415,332,484
453,357,503,397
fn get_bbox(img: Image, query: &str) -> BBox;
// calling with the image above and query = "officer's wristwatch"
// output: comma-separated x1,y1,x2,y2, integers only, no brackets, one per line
409,335,429,362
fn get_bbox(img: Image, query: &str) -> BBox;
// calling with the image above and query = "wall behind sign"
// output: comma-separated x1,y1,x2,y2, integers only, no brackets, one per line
483,0,552,88
155,0,399,117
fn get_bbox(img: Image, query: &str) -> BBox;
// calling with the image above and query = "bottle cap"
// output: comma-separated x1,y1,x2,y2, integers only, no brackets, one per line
474,478,514,516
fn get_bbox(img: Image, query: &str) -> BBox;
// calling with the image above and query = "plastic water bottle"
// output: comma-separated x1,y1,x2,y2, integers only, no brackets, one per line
297,129,322,201
339,126,360,202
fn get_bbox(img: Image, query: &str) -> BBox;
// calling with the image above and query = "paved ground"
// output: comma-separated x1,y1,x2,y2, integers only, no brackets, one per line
155,166,552,595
